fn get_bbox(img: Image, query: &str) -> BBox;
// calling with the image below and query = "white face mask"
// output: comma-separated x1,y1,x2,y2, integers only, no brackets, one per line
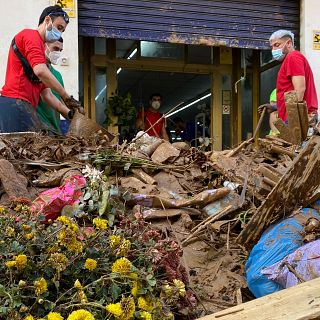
151,101,161,110
46,44,61,65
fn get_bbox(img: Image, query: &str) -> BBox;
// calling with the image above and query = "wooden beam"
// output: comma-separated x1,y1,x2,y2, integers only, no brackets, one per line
252,50,260,139
212,72,222,150
197,277,320,320
106,39,119,139
237,135,320,246
232,48,241,145
90,55,231,75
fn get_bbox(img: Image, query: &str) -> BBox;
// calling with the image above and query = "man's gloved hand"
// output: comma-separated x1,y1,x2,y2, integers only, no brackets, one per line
63,96,85,115
258,103,276,114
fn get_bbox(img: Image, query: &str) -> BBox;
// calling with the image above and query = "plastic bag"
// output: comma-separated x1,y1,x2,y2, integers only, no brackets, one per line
262,239,320,288
246,208,320,298
31,175,86,223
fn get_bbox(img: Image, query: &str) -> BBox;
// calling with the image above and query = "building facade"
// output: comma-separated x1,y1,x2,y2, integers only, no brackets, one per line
0,0,319,149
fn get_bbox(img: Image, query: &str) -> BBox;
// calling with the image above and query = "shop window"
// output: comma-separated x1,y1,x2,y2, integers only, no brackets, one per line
94,38,107,55
241,75,253,140
95,67,107,125
222,75,232,149
116,40,137,59
187,45,212,64
260,50,273,66
259,64,281,136
141,41,184,60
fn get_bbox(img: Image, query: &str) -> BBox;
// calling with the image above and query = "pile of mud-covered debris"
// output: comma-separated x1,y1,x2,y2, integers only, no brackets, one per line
0,128,319,319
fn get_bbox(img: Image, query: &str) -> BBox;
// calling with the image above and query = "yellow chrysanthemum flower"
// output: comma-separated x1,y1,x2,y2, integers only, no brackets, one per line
84,258,97,271
0,206,5,214
25,233,34,240
131,281,138,297
93,218,108,230
138,296,154,312
106,302,123,317
74,279,83,290
5,260,16,268
173,279,186,296
58,229,83,253
23,316,35,320
109,235,131,257
48,312,64,320
67,309,95,320
140,311,152,320
34,277,48,296
121,296,135,320
111,258,132,274
109,235,121,248
48,253,68,272
15,254,27,269
57,216,78,232
6,226,15,237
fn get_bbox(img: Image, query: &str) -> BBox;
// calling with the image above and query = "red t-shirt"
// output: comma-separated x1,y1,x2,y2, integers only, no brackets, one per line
138,109,164,137
276,50,318,121
1,29,47,107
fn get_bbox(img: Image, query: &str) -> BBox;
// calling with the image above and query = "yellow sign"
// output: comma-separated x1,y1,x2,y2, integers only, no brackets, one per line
55,0,76,18
313,30,320,50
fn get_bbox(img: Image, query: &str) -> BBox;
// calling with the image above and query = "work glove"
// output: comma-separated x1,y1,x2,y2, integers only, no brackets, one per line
258,103,277,114
63,96,85,115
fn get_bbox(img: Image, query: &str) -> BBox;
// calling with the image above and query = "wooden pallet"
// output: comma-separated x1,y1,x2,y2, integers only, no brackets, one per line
197,277,320,320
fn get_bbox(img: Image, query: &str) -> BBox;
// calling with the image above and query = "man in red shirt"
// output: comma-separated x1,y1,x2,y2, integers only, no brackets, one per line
0,5,82,133
269,29,318,122
136,93,169,141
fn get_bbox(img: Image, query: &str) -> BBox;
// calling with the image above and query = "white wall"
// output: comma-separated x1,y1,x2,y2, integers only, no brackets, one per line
300,0,320,106
0,0,79,98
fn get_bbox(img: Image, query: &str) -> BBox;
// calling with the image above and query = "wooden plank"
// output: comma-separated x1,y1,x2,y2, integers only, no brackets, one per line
197,277,320,320
297,102,309,141
237,135,320,246
274,118,292,143
212,71,222,151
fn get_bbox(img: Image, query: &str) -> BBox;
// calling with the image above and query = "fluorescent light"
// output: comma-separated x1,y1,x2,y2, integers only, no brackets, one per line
117,48,137,75
95,48,137,100
128,48,137,59
166,93,211,118
95,84,107,101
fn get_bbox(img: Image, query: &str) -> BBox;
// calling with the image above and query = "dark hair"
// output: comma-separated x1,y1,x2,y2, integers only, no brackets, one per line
38,5,69,26
149,93,162,101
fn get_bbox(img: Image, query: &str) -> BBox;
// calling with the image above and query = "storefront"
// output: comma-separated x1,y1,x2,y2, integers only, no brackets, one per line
77,0,300,149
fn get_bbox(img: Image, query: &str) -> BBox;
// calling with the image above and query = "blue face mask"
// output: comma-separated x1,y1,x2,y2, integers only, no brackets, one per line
272,48,285,61
45,19,62,43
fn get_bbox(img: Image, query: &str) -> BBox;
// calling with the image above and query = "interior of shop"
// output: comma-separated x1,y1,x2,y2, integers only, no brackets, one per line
79,37,280,150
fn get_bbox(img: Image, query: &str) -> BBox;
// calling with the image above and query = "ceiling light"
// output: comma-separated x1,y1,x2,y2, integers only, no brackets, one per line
166,93,211,118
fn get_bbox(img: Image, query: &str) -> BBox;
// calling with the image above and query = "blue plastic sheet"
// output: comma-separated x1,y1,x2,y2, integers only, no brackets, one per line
246,208,320,298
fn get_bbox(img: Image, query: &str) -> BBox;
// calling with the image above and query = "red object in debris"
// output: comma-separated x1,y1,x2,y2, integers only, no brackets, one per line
31,175,86,223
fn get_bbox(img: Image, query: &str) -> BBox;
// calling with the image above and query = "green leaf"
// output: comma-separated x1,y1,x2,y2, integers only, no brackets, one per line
110,283,121,300
83,192,92,201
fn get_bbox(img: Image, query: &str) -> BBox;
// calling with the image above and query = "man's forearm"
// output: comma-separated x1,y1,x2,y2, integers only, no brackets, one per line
292,75,306,102
33,64,68,100
41,89,70,118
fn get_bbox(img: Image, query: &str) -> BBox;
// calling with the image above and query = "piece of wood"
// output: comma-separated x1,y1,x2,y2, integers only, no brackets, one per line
131,168,157,185
237,136,320,246
274,118,292,143
286,102,302,145
258,165,280,183
182,205,233,246
262,176,276,188
197,277,320,320
252,106,266,140
226,138,254,158
297,102,309,141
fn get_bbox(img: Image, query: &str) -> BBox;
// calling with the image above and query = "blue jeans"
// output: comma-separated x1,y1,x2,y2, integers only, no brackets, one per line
0,96,44,133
